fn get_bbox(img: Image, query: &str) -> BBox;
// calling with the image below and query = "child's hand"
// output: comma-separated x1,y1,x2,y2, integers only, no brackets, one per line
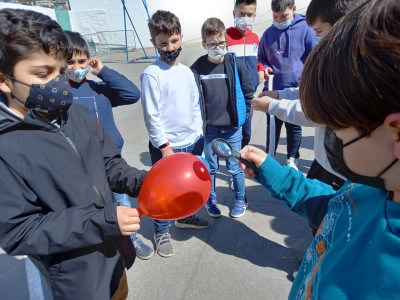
161,147,174,158
116,206,141,235
258,71,265,84
263,68,273,80
90,57,104,76
258,90,279,99
239,145,268,177
252,96,273,113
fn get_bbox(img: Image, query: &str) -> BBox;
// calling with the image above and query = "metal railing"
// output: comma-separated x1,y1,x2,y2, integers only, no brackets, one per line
83,30,137,56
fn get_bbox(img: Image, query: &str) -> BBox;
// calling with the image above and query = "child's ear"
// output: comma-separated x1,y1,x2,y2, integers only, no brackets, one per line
384,113,400,158
0,72,12,94
202,41,207,50
292,5,297,13
150,39,156,47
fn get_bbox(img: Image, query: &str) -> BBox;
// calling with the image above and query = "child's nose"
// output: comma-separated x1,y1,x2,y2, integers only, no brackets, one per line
166,44,177,51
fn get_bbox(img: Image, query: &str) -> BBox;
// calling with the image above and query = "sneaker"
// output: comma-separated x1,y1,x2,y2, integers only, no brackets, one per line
205,199,221,218
132,236,154,260
286,157,298,171
154,233,175,258
174,215,210,229
229,177,235,191
230,199,248,218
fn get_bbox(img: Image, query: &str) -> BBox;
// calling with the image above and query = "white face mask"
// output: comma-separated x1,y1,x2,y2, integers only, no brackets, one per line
235,17,254,31
65,67,90,83
208,48,227,61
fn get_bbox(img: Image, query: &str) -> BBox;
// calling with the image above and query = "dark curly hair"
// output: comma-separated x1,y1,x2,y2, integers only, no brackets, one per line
0,9,71,75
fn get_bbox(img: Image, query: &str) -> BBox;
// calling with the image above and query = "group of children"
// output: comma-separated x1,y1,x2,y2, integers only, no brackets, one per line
1,0,399,298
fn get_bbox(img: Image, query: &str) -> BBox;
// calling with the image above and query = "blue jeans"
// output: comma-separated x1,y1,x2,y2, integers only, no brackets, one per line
266,113,302,159
149,137,204,234
113,193,137,240
204,126,246,202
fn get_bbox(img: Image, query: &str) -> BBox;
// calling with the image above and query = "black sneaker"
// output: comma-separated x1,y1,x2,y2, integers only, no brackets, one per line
174,215,210,229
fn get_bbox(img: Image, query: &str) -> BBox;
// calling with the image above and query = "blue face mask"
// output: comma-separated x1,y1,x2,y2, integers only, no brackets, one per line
314,36,324,44
273,19,292,30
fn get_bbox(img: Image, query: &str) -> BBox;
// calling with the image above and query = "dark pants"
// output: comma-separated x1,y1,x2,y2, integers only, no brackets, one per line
306,159,345,191
241,108,253,148
266,113,302,159
149,137,204,234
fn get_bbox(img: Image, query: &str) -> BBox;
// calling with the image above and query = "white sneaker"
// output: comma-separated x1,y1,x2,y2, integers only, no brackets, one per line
286,157,298,171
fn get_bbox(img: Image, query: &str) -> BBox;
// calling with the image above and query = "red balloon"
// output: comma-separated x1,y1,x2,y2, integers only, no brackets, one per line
138,153,211,220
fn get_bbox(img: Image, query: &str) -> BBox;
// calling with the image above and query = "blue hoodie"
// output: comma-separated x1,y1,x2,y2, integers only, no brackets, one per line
258,14,315,90
70,66,140,154
257,156,400,299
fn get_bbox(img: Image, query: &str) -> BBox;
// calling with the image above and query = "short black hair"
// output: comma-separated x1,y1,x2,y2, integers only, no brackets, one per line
306,0,365,26
201,18,226,42
65,31,90,58
271,0,295,12
148,10,181,41
234,0,257,9
0,9,71,75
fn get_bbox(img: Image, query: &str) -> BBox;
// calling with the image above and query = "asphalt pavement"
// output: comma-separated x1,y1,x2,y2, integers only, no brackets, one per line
100,40,316,300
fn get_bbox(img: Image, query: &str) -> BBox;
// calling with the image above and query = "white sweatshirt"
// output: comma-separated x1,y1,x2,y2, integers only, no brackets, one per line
267,88,346,180
140,59,203,149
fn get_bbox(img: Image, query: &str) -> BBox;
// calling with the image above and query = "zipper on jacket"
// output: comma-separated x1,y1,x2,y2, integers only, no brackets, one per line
228,55,239,128
59,127,106,205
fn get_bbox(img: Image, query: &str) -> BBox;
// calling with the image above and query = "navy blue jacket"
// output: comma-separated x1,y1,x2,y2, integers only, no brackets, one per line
191,53,255,131
70,66,140,154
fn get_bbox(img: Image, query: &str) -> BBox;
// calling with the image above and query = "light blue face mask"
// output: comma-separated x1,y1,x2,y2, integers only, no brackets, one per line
314,35,324,44
65,67,90,83
272,19,292,30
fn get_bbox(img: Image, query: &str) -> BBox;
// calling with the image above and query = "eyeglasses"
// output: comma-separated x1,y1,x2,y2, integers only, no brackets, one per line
205,40,228,50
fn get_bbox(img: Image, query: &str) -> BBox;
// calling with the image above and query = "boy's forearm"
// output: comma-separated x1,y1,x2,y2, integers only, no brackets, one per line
277,87,299,100
256,156,334,225
97,66,141,106
0,193,122,257
269,99,318,127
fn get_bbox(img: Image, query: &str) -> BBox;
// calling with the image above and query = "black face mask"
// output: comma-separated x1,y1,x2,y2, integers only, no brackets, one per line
10,74,73,114
157,46,182,65
324,127,398,190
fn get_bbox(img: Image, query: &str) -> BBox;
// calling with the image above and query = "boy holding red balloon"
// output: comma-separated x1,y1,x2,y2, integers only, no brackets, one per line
0,8,149,299
140,10,210,258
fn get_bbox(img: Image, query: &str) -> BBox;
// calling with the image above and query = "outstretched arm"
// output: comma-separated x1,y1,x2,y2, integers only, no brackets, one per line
239,145,335,228
0,160,126,256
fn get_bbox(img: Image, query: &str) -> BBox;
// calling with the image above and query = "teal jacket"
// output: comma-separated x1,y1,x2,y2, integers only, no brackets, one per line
257,156,400,299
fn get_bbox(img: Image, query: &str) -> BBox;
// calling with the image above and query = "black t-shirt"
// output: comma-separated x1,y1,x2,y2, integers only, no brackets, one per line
197,56,234,127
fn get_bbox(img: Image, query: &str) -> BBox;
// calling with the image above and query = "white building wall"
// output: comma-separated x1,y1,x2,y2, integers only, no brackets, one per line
0,2,56,19
0,0,311,50
69,0,311,49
